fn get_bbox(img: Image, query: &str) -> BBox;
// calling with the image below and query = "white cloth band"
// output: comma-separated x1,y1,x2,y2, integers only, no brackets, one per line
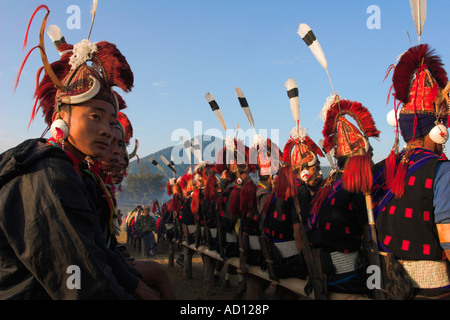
402,260,450,289
330,251,358,275
274,240,298,258
226,231,237,243
248,235,261,250
209,228,217,239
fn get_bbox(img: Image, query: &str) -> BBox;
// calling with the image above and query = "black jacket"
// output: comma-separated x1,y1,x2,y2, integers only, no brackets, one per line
0,139,137,299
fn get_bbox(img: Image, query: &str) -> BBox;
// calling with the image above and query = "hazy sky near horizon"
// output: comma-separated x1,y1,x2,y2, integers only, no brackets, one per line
1,0,449,164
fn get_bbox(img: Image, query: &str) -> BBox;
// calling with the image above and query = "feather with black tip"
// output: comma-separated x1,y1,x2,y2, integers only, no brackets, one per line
297,23,335,93
205,92,227,132
148,157,170,179
235,87,255,130
284,78,300,130
160,155,178,177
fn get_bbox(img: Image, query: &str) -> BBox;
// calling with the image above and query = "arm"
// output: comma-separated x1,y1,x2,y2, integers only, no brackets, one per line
2,159,134,299
292,222,304,254
433,161,450,262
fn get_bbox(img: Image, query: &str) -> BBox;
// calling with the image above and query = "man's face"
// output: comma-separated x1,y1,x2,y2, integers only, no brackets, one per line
112,153,128,185
307,162,322,188
101,127,124,172
60,99,116,159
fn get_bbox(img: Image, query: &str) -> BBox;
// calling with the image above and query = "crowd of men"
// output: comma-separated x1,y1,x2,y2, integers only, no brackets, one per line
0,2,449,300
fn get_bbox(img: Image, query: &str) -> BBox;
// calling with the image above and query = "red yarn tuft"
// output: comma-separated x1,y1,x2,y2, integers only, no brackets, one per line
240,181,257,213
167,200,173,212
282,139,295,163
384,149,397,187
191,188,200,215
275,166,297,200
204,175,217,202
229,187,241,217
172,193,181,212
391,161,408,198
166,181,173,197
342,154,373,194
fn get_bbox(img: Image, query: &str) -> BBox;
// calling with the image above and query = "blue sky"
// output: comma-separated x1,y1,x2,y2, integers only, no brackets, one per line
1,0,449,164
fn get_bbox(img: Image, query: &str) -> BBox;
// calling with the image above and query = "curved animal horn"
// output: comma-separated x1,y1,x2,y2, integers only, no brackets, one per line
128,139,139,160
60,75,101,104
38,9,64,90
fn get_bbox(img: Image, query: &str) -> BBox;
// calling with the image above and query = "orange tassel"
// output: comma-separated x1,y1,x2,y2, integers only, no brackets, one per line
391,157,408,198
342,154,373,194
191,188,200,215
240,181,257,213
204,175,217,202
384,149,397,187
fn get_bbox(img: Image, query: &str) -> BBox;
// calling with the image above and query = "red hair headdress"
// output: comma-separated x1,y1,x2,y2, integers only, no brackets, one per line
116,111,133,146
283,126,324,171
215,137,257,176
250,137,283,177
180,167,194,192
16,5,134,129
384,43,449,197
322,98,380,194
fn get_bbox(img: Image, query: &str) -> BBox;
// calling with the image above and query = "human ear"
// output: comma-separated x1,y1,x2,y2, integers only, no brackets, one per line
50,110,69,141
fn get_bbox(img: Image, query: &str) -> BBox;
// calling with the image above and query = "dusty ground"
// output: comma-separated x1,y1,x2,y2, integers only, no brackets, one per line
116,229,253,300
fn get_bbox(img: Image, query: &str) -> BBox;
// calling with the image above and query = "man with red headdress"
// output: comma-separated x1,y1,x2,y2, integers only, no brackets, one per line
0,4,170,300
307,96,380,297
283,126,325,223
215,137,256,295
373,43,450,300
261,164,309,299
240,137,282,299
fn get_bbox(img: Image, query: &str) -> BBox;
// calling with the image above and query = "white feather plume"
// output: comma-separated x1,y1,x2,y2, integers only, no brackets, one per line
47,25,63,43
148,157,169,179
320,93,340,123
181,136,192,163
235,87,255,129
252,133,267,150
409,0,426,42
205,92,227,132
297,23,327,70
289,125,308,142
88,0,98,40
91,0,98,15
194,161,206,174
192,137,202,163
225,135,235,151
297,23,335,93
